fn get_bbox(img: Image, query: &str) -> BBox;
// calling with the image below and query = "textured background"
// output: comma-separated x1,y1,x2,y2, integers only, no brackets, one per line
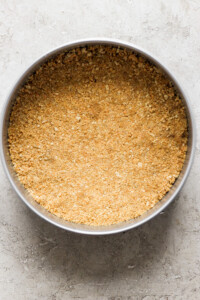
0,0,200,299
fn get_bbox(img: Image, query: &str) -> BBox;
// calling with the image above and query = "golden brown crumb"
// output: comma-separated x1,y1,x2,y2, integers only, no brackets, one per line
8,45,188,226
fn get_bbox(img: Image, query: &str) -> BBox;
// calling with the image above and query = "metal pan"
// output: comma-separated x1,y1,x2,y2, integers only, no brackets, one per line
0,39,196,235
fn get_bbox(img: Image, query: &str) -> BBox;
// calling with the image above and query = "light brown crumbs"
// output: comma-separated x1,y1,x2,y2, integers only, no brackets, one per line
8,45,188,226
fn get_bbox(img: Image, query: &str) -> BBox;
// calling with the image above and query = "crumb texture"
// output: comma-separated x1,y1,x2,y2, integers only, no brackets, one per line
8,46,187,226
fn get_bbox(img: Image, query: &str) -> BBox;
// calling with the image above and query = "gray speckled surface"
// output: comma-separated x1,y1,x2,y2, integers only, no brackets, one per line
0,0,200,299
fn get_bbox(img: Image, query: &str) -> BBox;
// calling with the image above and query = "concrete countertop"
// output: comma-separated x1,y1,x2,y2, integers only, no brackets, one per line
0,1,200,299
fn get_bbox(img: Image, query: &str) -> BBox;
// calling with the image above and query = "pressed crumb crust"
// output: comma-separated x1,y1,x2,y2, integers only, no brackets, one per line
8,45,188,226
